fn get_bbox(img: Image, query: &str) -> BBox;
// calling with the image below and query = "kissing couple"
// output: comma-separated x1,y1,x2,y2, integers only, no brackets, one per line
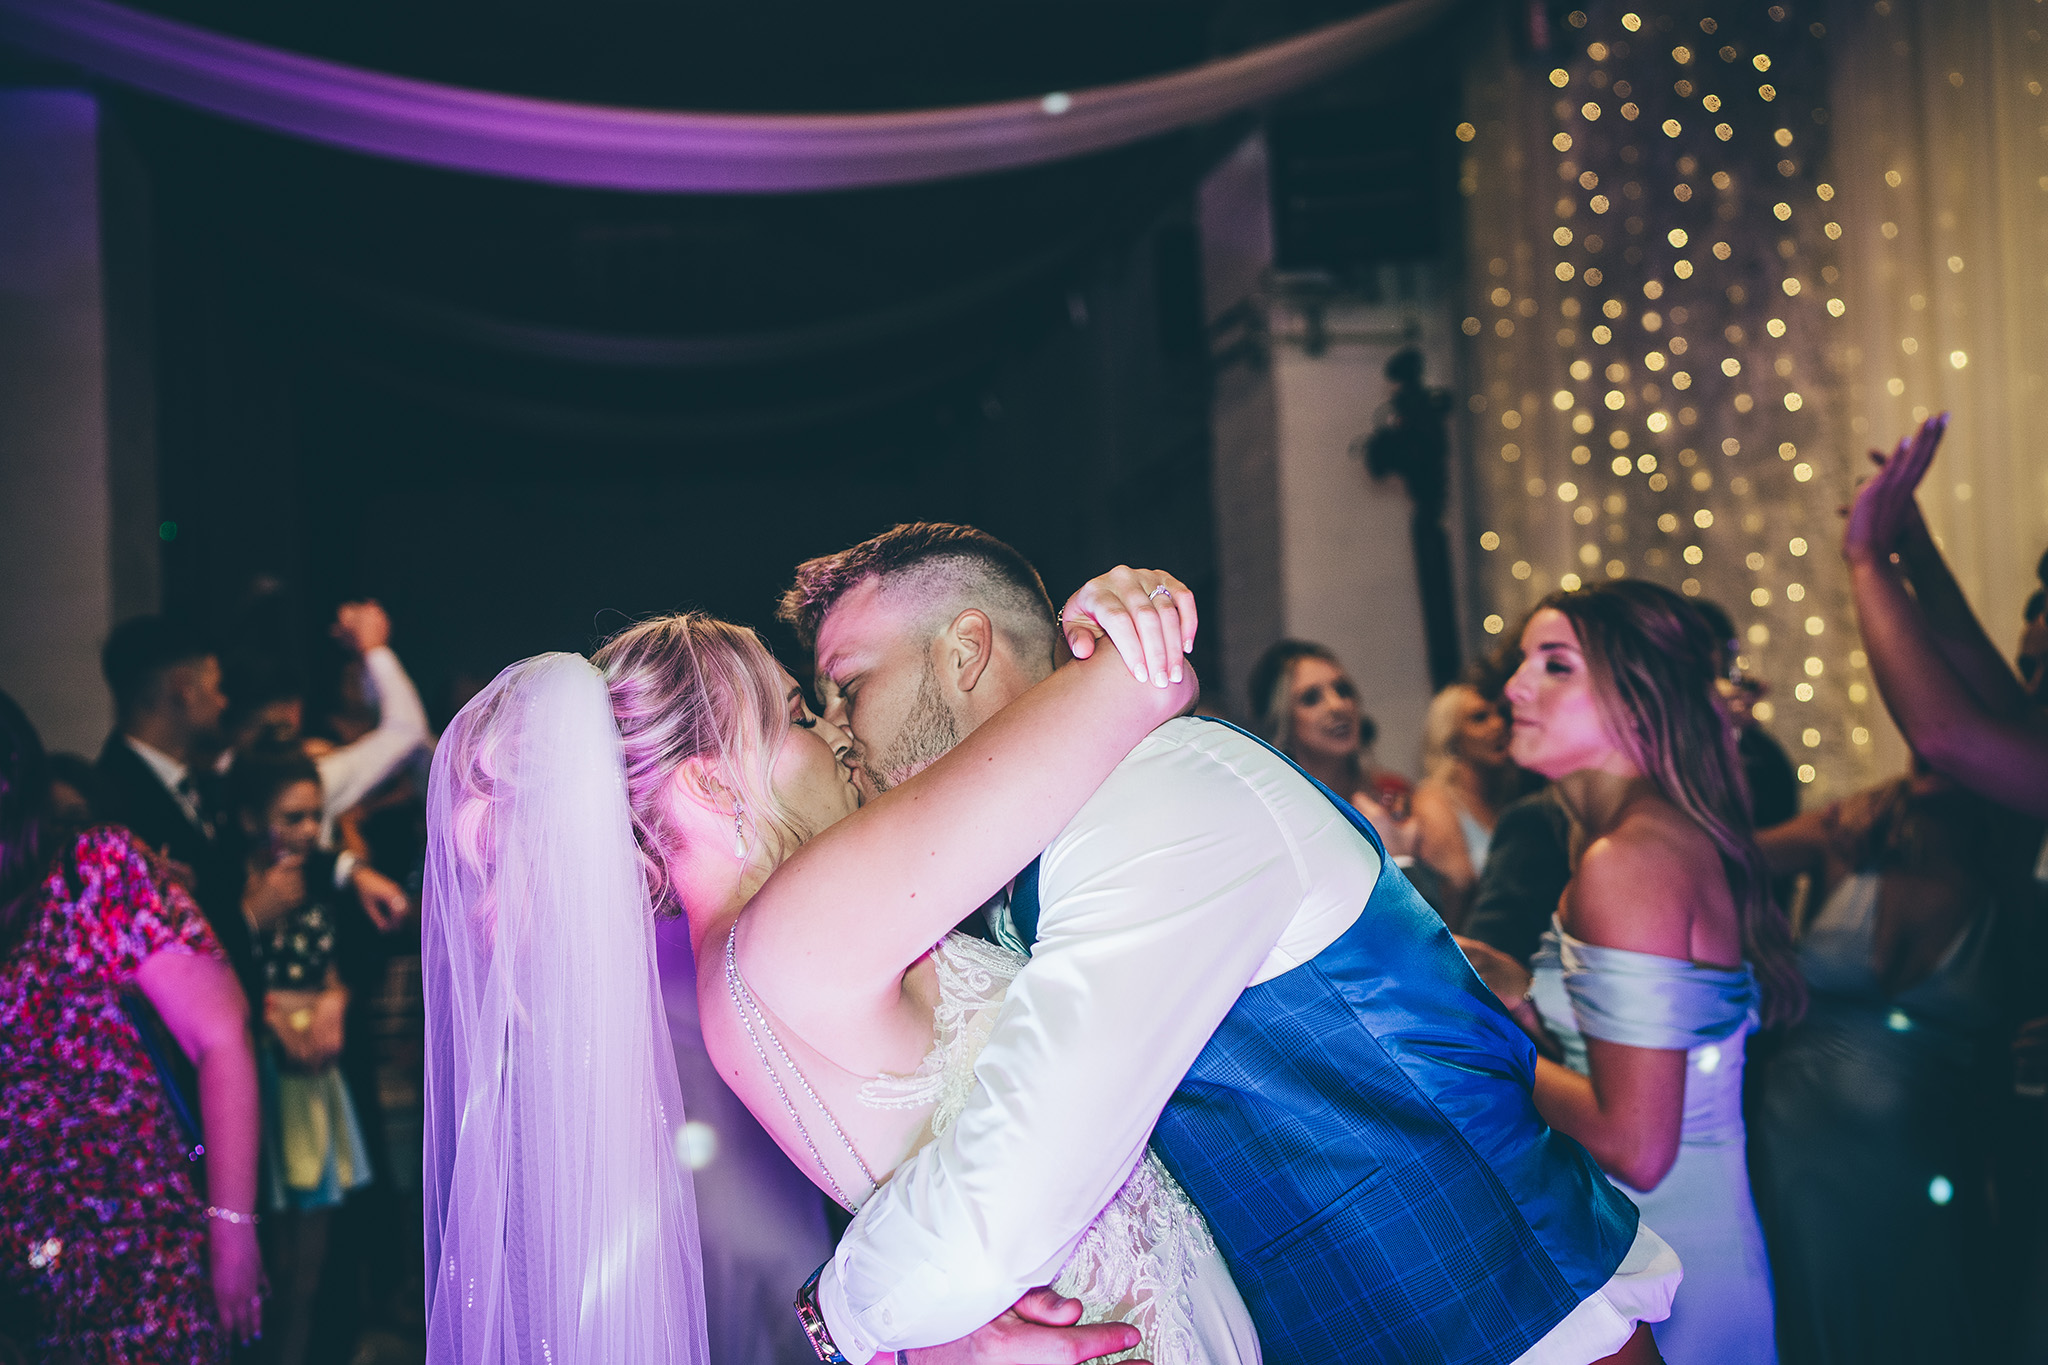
422,523,1679,1365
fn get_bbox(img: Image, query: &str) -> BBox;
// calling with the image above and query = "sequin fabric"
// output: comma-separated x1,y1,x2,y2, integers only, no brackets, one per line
0,827,227,1364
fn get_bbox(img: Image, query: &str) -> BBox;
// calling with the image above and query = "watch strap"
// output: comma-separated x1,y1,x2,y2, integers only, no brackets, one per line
795,1261,852,1364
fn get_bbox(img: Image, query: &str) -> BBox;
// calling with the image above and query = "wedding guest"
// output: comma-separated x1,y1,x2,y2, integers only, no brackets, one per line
224,601,431,854
1488,580,1803,1365
93,616,254,994
227,745,375,1365
220,603,426,1360
1752,765,2039,1364
1692,599,1799,830
1246,640,1429,890
304,602,431,849
1846,413,2048,818
1459,643,1570,965
0,687,263,1361
1410,681,1518,929
1464,787,1572,967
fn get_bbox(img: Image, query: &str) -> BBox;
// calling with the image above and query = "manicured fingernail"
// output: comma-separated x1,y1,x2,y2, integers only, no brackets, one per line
1171,667,1183,683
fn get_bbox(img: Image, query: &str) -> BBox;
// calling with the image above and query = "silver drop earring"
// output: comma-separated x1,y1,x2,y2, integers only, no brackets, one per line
733,800,748,860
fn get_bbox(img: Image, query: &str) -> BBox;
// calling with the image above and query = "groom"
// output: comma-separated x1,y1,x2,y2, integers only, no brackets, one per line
779,524,1676,1365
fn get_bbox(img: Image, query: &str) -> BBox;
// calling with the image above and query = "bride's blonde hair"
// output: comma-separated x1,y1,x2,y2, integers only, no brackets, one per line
593,614,813,912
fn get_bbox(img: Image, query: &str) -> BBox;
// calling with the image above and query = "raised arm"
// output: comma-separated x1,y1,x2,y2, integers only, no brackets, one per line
1852,416,2033,717
740,644,1196,1018
1845,429,2048,815
1896,519,2033,718
1850,557,2048,815
314,601,431,823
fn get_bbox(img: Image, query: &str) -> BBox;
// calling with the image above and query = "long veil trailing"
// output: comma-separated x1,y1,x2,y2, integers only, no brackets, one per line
421,653,711,1365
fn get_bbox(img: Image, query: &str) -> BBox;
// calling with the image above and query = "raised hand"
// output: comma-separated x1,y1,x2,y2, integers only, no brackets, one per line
1058,567,1198,688
330,599,392,654
1844,412,1947,566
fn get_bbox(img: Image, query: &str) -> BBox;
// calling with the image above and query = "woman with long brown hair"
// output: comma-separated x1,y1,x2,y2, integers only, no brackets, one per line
1484,580,1802,1365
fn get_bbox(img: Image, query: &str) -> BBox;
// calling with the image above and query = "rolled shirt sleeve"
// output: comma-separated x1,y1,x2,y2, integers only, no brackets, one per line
819,718,1378,1359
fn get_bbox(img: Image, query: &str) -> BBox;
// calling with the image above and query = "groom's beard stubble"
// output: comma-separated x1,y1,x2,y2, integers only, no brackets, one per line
865,656,962,793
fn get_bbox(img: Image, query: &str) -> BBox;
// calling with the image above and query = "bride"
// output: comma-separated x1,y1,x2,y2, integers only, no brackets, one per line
421,570,1259,1365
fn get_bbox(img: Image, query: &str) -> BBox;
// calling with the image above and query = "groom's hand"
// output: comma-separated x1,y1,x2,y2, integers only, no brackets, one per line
902,1287,1147,1365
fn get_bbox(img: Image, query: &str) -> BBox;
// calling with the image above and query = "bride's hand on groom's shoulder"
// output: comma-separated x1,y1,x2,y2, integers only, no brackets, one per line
904,1287,1148,1365
1059,567,1198,691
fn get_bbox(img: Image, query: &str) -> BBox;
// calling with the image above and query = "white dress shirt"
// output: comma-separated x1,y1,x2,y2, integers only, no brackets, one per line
313,645,430,840
819,717,1677,1365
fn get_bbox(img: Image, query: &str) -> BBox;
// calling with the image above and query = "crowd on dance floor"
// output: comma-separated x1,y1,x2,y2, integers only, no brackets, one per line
1,412,2045,1365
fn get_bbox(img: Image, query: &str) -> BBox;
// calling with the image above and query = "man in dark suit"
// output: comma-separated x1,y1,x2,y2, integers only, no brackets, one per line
94,616,257,996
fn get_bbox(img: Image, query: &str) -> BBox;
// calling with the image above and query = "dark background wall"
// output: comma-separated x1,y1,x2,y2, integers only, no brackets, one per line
128,100,1225,716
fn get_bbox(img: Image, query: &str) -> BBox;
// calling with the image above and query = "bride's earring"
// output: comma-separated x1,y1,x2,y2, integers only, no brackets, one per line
733,801,748,861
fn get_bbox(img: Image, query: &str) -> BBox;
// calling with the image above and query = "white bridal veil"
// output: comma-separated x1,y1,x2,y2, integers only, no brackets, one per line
422,652,711,1365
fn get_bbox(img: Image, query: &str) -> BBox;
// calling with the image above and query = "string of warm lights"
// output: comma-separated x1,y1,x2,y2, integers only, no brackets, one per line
1459,2,1884,799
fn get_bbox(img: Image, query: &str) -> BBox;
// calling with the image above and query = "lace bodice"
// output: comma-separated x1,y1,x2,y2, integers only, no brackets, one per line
861,933,1221,1365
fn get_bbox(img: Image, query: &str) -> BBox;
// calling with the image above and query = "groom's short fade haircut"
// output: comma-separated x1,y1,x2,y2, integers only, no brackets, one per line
778,522,1058,659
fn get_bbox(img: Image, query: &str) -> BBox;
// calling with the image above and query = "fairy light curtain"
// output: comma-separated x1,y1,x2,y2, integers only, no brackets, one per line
1823,0,2048,678
1458,0,2047,799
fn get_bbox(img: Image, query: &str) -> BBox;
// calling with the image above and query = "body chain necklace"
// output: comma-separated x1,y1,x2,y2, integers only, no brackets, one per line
724,926,881,1211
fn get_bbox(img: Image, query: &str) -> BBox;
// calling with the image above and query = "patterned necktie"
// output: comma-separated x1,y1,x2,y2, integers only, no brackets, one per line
175,774,214,840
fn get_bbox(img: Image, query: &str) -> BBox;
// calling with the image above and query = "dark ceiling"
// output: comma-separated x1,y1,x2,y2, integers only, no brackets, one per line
92,2,1427,447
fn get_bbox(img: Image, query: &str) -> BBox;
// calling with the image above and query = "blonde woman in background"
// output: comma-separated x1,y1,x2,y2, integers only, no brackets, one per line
1246,641,1419,861
1410,682,1519,930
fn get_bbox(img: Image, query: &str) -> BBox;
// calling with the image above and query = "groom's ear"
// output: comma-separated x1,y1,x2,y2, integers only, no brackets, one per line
941,608,997,695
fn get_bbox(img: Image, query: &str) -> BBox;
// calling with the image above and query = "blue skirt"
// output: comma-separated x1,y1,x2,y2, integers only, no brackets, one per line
256,1038,373,1214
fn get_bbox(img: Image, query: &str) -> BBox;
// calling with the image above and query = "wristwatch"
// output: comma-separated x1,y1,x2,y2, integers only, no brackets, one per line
795,1261,852,1364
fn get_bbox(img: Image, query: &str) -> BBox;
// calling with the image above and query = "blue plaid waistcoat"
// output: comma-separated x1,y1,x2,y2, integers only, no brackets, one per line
1009,720,1638,1365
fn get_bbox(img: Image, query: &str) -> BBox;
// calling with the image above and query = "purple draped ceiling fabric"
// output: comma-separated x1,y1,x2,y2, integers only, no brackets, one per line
0,0,1451,192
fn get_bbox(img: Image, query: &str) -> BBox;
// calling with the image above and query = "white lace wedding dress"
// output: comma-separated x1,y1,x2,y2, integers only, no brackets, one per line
858,934,1261,1365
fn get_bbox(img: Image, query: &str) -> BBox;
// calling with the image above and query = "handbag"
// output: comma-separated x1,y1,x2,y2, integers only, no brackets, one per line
119,989,207,1165
263,986,347,1072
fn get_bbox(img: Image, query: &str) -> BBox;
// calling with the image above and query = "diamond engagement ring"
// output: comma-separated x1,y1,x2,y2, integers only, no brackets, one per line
1147,585,1173,600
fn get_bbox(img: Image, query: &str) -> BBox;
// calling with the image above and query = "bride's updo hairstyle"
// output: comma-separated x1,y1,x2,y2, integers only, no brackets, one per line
1530,579,1806,1028
594,613,813,911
